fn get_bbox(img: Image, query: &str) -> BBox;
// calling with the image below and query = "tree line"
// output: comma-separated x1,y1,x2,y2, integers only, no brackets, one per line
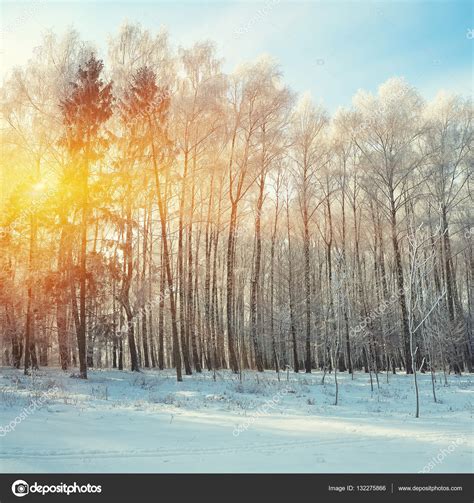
0,25,472,385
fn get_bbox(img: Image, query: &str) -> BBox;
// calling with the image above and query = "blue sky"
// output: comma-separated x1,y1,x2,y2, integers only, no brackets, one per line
0,0,472,110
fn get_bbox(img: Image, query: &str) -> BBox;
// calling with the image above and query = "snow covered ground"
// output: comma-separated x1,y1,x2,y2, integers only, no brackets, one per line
0,367,472,473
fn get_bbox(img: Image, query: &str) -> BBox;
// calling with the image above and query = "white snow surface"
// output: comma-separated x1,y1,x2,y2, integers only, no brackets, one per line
0,367,472,473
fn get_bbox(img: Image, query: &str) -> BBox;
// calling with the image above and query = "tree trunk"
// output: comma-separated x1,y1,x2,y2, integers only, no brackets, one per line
226,202,239,372
250,173,265,372
390,198,412,374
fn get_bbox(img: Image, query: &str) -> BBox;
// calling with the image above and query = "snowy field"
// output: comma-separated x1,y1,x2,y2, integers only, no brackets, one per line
0,367,472,473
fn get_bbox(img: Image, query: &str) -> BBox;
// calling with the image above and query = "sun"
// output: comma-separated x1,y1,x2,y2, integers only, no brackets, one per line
32,181,46,192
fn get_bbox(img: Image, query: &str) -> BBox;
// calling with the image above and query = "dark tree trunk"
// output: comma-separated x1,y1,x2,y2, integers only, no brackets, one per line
286,195,299,372
24,213,38,374
390,199,412,374
250,173,265,372
226,202,239,372
151,134,182,382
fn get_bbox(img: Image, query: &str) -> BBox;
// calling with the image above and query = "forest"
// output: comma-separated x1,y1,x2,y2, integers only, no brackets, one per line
0,23,472,399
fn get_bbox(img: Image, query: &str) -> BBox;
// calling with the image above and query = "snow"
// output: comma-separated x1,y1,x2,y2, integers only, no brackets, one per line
0,367,472,473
